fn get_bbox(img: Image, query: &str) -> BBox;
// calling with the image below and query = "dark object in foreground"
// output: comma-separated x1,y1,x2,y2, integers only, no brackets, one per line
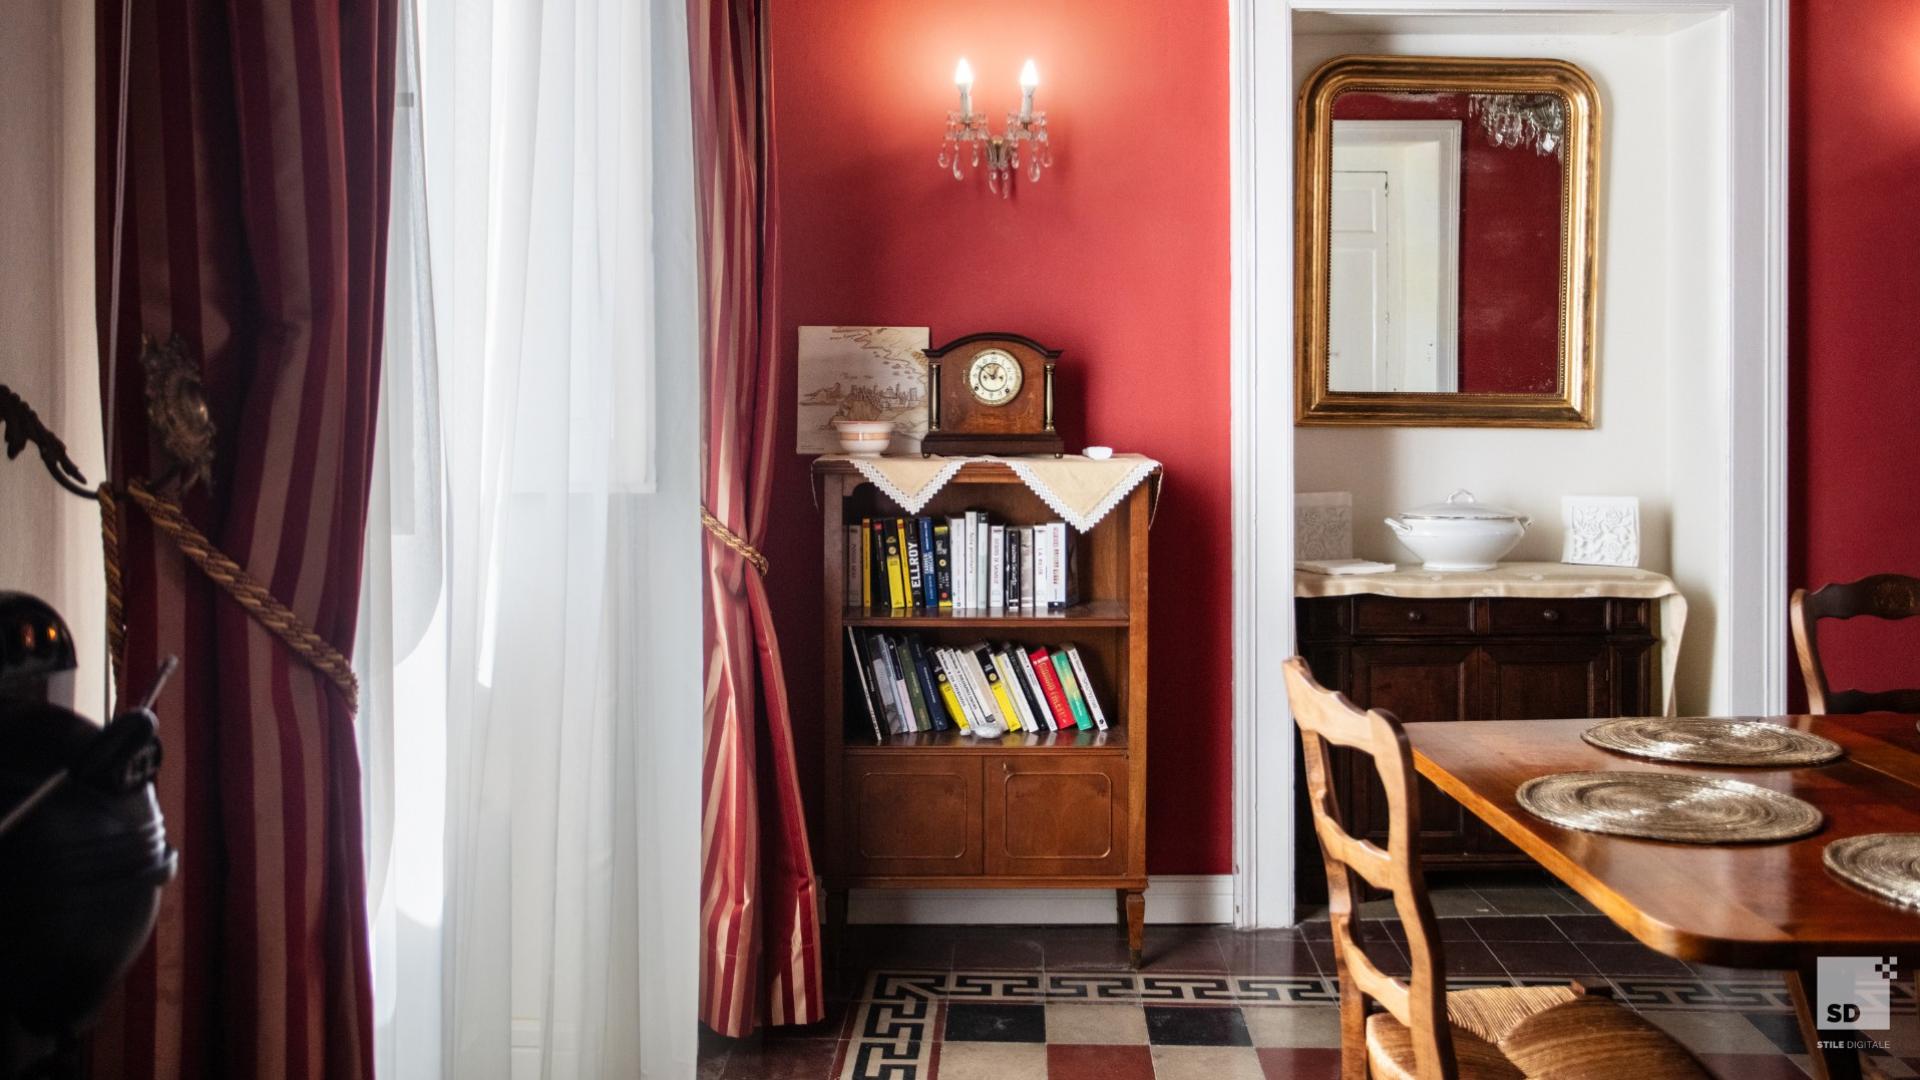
0,594,176,1080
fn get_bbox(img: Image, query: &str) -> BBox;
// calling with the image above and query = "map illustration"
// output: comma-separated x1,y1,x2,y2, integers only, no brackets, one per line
796,326,930,455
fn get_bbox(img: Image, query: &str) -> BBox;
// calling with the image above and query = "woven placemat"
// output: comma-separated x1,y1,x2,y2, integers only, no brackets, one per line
1583,717,1843,767
1517,771,1823,843
1825,833,1920,910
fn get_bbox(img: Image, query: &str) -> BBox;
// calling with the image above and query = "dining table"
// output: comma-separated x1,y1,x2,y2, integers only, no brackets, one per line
1404,712,1920,1080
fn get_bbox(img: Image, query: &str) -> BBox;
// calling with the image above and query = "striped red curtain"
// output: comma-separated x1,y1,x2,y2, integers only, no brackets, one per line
92,1,395,1077
691,0,825,1038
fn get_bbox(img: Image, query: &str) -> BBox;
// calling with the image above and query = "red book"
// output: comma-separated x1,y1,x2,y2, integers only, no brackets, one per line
1026,646,1076,730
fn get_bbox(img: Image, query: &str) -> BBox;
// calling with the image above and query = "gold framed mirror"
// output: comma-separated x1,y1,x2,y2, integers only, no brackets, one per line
1295,55,1601,428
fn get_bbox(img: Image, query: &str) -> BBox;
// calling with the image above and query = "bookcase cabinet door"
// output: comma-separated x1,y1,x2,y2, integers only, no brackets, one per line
844,756,983,877
982,754,1129,877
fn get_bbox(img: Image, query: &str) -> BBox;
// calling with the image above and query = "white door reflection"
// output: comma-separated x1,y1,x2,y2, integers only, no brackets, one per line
1327,119,1461,393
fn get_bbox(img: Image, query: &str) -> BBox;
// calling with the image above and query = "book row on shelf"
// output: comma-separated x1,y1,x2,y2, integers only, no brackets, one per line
844,513,1077,614
846,628,1108,743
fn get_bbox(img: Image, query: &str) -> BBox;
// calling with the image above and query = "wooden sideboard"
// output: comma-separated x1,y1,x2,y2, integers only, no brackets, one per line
1295,587,1663,898
816,459,1152,963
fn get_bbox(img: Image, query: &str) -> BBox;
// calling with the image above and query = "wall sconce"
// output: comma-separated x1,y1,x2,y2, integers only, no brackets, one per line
939,58,1052,198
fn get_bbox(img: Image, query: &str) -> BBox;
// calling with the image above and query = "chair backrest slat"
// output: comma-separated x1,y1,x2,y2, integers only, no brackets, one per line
1283,657,1457,1080
1791,574,1920,715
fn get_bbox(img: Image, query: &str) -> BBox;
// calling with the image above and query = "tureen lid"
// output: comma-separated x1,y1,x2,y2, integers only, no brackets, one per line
1398,490,1525,522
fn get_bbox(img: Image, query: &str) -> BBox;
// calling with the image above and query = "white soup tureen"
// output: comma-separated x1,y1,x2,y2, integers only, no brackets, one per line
1385,490,1530,571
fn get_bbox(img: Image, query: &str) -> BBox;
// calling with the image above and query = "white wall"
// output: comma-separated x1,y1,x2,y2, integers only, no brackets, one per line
1291,17,1734,713
0,2,104,719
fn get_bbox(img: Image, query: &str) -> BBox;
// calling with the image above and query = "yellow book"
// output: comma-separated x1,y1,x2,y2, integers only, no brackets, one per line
934,663,970,732
977,645,1022,731
893,518,914,608
859,517,872,609
884,529,908,611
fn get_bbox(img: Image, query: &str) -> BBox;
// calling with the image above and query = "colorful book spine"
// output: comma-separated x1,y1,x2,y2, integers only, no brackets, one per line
991,650,1039,733
1027,646,1077,730
901,518,923,609
972,644,1020,731
933,523,954,610
894,637,932,731
1005,529,1022,612
907,637,949,731
868,632,905,733
872,520,892,609
917,517,937,609
1064,644,1109,731
975,516,991,609
1036,518,1052,607
955,648,1006,735
947,517,968,609
988,525,1006,611
1021,526,1037,611
860,518,875,608
1013,647,1066,730
846,627,884,742
932,657,970,732
884,522,908,610
1051,648,1096,730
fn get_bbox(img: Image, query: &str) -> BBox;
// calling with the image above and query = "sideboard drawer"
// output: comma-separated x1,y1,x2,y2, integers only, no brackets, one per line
983,754,1129,877
1353,596,1474,636
844,756,983,877
1487,598,1609,635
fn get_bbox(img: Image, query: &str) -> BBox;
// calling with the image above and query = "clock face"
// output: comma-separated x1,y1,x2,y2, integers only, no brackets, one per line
966,349,1023,406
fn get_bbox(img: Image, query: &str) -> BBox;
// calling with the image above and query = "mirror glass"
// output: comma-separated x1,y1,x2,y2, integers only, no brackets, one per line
1327,90,1567,395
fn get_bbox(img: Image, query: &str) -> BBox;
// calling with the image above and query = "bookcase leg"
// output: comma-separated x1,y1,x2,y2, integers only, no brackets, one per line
1120,889,1145,968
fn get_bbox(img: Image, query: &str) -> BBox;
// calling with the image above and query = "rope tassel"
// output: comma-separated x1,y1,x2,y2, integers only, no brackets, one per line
100,480,360,713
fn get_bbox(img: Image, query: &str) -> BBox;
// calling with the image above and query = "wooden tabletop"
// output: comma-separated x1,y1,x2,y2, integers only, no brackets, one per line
1405,713,1920,969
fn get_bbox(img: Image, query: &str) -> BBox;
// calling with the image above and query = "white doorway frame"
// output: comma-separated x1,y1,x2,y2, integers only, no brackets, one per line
1227,0,1789,928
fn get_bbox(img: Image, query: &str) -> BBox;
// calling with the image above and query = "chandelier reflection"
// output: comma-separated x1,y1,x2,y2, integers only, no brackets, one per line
1470,93,1565,157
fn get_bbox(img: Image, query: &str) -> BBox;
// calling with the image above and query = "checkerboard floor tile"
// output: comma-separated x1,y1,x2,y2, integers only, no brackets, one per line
698,907,1916,1078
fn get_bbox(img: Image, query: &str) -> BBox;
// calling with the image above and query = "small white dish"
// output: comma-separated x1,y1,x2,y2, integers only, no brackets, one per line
1083,446,1114,461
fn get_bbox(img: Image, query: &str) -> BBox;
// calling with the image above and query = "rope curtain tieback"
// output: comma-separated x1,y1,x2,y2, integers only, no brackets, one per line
700,506,769,576
99,480,360,713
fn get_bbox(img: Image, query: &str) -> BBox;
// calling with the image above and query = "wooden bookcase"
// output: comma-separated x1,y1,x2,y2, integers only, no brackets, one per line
815,459,1153,963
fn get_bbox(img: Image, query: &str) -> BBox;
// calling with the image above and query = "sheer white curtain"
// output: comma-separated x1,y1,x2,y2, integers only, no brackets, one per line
357,0,701,1075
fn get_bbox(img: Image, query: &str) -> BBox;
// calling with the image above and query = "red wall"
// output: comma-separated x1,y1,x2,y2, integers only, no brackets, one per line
763,1,1234,873
1332,93,1562,394
1789,0,1920,697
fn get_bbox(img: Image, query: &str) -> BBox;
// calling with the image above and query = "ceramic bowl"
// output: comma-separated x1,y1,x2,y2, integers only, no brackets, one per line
831,419,895,458
1385,490,1530,571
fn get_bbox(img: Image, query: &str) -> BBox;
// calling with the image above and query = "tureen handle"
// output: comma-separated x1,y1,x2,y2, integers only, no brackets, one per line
1447,489,1475,504
1384,517,1411,535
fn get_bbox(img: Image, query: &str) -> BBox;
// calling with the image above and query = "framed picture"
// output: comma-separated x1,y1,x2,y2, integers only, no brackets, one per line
796,326,930,455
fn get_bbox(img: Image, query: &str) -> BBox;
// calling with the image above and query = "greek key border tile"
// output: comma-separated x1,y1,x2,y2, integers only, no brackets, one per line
839,998,935,1080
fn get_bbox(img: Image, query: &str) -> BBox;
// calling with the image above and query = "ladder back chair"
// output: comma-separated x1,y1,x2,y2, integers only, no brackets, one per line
1281,657,1710,1080
1791,574,1920,715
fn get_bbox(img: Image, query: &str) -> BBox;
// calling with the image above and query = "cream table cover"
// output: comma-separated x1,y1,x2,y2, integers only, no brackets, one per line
1295,562,1688,714
824,453,1162,532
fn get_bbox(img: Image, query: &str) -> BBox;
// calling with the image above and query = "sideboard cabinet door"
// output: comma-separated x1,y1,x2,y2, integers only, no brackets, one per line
1346,644,1478,860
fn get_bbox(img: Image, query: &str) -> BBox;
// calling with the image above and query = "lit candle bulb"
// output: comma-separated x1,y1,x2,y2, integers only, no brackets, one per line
1019,59,1039,122
954,57,975,117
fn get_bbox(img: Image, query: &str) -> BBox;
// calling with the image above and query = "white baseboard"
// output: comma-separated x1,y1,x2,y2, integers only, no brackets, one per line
848,875,1233,926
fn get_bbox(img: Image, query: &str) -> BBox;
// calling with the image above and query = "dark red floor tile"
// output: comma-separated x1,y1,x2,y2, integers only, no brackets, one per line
1046,1043,1157,1080
1258,1046,1343,1079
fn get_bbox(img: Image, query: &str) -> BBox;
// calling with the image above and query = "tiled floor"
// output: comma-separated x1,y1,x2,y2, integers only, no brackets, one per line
699,880,1920,1079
